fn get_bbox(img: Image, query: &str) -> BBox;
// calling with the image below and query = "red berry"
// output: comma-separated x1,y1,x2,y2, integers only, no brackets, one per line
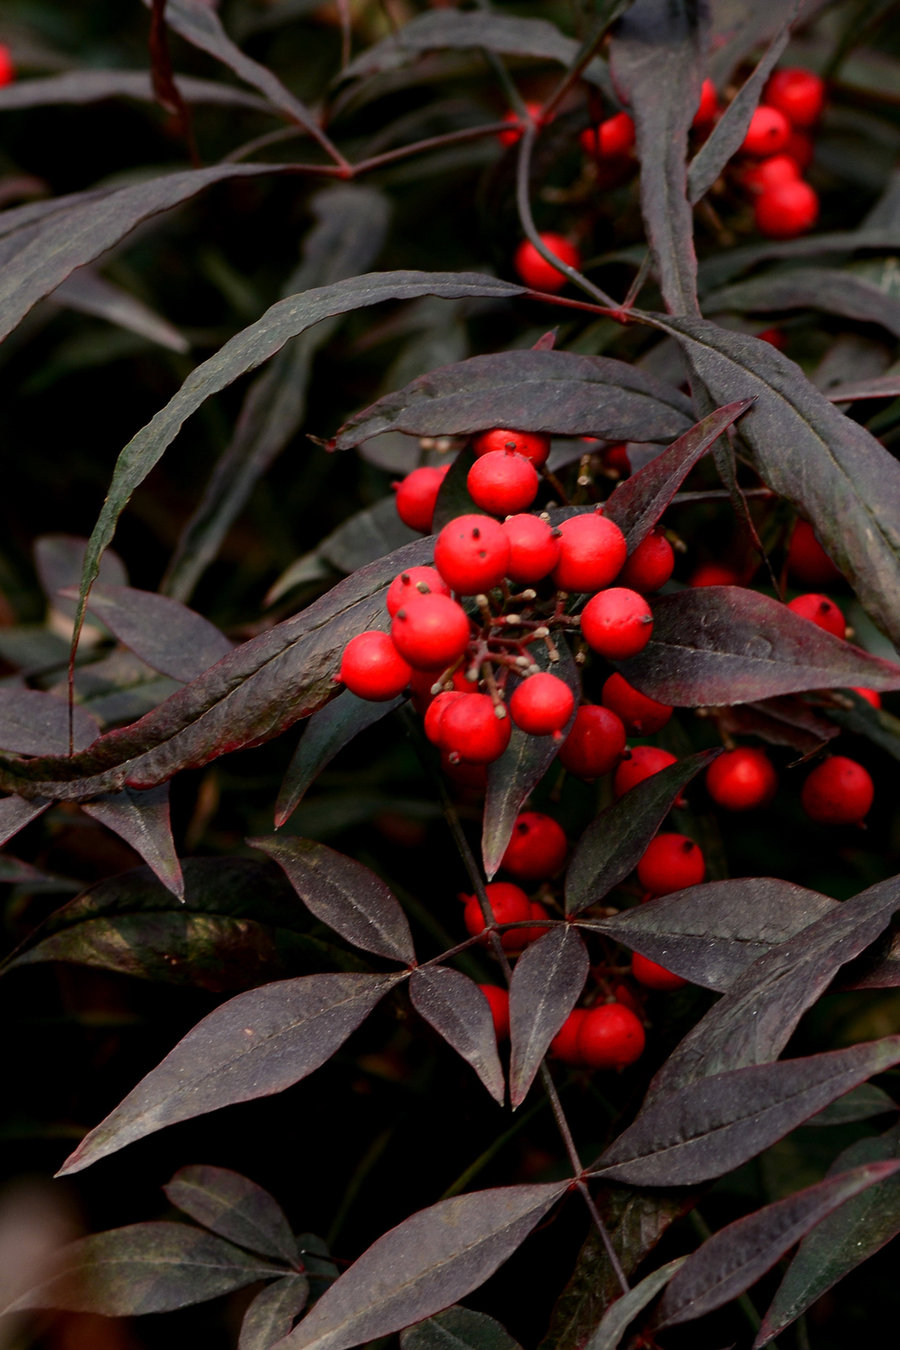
617,530,675,593
522,901,552,947
501,514,561,584
784,129,814,171
688,562,740,587
637,833,705,896
787,593,846,640
498,100,543,147
393,465,450,533
551,512,627,593
513,233,581,292
467,450,539,516
0,45,14,88
462,881,533,951
754,180,819,238
786,520,841,588
391,593,472,669
706,746,778,811
757,327,786,349
601,672,672,736
740,153,800,195
613,745,678,798
576,1003,646,1070
632,953,688,991
501,812,567,882
549,1008,588,1065
852,688,881,709
339,630,413,701
765,68,826,128
479,984,510,1040
386,566,451,616
692,77,720,128
801,756,874,825
741,105,791,157
434,513,511,594
440,693,512,764
440,752,488,791
558,705,627,779
423,689,466,745
579,110,635,158
472,428,550,468
581,586,654,660
509,672,575,736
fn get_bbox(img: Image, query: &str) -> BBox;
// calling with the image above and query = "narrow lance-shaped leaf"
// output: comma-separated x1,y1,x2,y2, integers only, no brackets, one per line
81,784,183,901
704,267,900,340
0,70,274,113
400,1305,523,1350
277,1183,568,1350
57,971,404,1175
250,836,415,965
409,967,505,1105
0,794,52,846
71,583,233,682
164,1165,300,1265
582,1257,688,1350
240,1277,311,1350
509,926,589,1109
53,270,189,353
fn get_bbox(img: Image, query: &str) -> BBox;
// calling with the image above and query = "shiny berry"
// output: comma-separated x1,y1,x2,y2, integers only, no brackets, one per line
549,1008,588,1064
741,105,791,156
579,110,635,158
558,705,627,778
479,985,510,1040
501,812,567,882
440,693,512,764
472,428,550,468
581,587,654,660
440,752,488,791
852,688,881,709
434,514,511,594
692,77,720,128
339,630,412,701
787,593,846,639
462,881,533,951
551,512,627,593
801,756,874,825
637,833,705,896
391,593,471,669
386,566,451,616
513,233,581,292
613,745,678,798
423,690,467,745
501,513,561,584
740,153,800,195
601,672,672,735
617,530,675,593
393,465,450,532
765,68,826,128
467,450,539,516
632,953,688,991
509,672,575,736
706,746,778,811
754,180,819,238
786,520,841,587
0,45,14,88
576,1003,646,1070
522,901,552,947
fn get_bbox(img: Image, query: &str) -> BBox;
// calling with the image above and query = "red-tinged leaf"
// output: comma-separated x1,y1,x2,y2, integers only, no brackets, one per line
0,688,100,755
755,1123,900,1346
330,351,693,452
590,1036,900,1187
57,971,403,1175
838,927,900,990
0,794,52,846
647,873,900,1099
509,927,588,1109
604,400,753,551
401,1305,523,1350
276,1183,568,1350
34,533,127,615
0,69,273,114
655,1161,900,1331
409,968,505,1105
69,584,233,682
240,1277,311,1350
717,694,840,756
1,1221,284,1316
53,270,188,353
704,268,900,340
826,372,900,403
250,836,415,965
565,750,719,916
581,1257,687,1350
81,784,183,900
618,587,900,706
590,879,837,992
482,640,580,881
164,1165,300,1265
610,0,709,315
276,691,403,829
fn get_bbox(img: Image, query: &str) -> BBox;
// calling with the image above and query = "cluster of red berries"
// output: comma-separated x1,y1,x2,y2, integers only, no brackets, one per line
728,67,824,238
0,45,13,88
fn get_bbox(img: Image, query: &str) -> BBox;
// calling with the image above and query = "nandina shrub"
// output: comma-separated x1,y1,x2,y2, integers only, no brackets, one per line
1,4,900,1350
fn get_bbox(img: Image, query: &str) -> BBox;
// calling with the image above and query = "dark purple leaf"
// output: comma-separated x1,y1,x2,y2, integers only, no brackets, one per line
805,1083,897,1127
582,1256,687,1350
401,1305,523,1350
509,926,588,1109
604,400,753,551
0,854,76,889
704,268,900,339
0,794,52,846
482,640,580,881
590,1036,900,1187
619,587,900,706
826,372,900,402
164,1165,299,1265
409,967,505,1104
755,1124,900,1346
278,1183,567,1350
431,446,479,536
717,694,840,756
838,926,900,990
590,879,837,992
0,688,100,755
565,750,719,916
81,784,183,900
250,836,415,965
53,270,188,353
34,533,127,618
2,1221,283,1316
708,0,828,86
610,0,709,315
331,351,693,452
0,69,273,113
276,691,403,829
697,226,900,294
658,1163,900,1331
240,1276,310,1350
318,496,419,575
71,584,233,682
57,971,403,1175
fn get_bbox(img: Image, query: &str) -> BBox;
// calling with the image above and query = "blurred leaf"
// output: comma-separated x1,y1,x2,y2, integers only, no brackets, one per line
704,268,900,339
34,534,127,619
2,1221,283,1316
72,584,233,682
509,926,588,1109
826,371,900,402
53,269,188,352
250,836,416,965
805,1083,897,1127
431,446,479,536
657,1161,900,1331
318,496,419,575
582,1257,687,1350
81,784,183,900
591,1037,900,1186
58,971,404,1175
278,1183,567,1350
697,226,900,293
610,0,708,314
409,967,505,1105
756,1123,900,1345
331,351,693,451
619,587,900,705
164,1164,300,1265
717,694,840,755
0,687,100,754
401,1305,522,1349
0,793,51,846
708,0,828,86
0,854,77,889
0,69,273,113
565,750,720,915
239,1276,310,1350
